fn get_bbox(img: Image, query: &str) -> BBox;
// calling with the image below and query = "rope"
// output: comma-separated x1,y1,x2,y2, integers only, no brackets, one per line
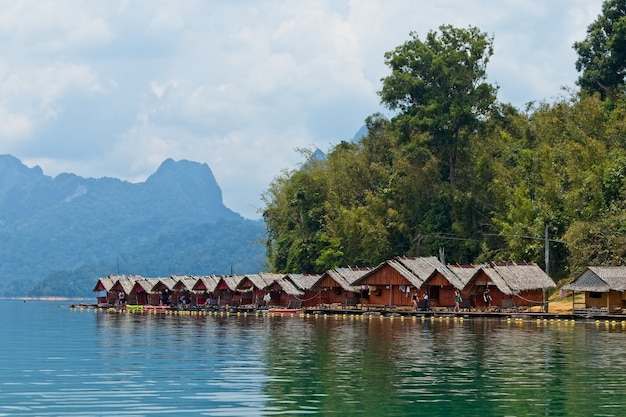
294,290,322,302
511,292,545,305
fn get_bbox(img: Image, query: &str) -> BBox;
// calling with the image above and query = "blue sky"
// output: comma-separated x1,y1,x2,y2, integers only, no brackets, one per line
0,0,604,219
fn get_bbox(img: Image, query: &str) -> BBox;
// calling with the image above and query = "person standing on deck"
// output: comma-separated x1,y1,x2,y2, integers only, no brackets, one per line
422,291,429,311
411,291,419,311
483,288,492,312
263,292,271,307
454,290,462,312
118,291,126,309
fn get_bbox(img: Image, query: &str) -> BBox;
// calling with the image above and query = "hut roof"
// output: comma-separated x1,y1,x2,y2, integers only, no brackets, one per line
92,275,119,292
396,256,446,283
151,277,178,293
172,275,199,291
423,265,468,290
192,276,221,292
466,262,555,295
271,277,304,296
131,278,159,293
563,266,626,292
285,274,321,291
217,275,244,291
447,264,480,288
110,275,143,294
328,267,371,291
491,263,555,292
237,273,273,291
353,257,441,288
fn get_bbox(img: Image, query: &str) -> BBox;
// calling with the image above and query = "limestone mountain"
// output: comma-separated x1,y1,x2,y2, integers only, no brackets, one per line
0,155,265,297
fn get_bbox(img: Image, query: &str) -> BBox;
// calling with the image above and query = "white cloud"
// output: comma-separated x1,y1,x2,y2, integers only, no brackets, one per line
1,0,606,219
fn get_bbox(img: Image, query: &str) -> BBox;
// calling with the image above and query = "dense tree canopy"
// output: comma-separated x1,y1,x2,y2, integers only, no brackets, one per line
379,25,497,187
263,13,626,283
574,0,626,99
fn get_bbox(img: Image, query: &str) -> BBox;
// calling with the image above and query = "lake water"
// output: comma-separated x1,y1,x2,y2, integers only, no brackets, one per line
1,300,626,416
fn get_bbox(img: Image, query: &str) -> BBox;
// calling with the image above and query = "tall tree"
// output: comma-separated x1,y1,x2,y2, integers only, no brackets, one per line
378,25,497,187
574,0,626,100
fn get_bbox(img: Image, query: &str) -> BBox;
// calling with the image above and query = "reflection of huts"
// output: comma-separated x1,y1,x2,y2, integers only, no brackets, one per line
356,257,444,308
284,274,321,307
563,266,626,313
422,265,477,308
463,263,555,310
312,267,371,308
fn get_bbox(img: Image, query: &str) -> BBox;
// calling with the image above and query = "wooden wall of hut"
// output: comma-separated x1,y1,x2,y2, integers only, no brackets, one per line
320,286,343,305
584,290,624,312
512,290,544,307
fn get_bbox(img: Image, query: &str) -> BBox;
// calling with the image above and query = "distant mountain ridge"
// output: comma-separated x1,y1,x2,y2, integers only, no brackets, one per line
0,155,265,297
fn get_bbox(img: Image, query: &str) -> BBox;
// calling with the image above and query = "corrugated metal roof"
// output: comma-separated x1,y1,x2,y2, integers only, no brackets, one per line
563,266,626,292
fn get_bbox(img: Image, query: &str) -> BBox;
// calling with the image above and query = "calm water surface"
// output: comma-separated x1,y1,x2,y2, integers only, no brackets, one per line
1,300,626,416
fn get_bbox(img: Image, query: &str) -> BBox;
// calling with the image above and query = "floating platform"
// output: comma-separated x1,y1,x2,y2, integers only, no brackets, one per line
268,308,301,314
144,305,171,311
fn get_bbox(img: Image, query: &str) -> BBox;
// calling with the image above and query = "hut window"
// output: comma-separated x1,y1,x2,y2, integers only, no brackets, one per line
589,292,602,299
335,287,342,296
430,286,440,300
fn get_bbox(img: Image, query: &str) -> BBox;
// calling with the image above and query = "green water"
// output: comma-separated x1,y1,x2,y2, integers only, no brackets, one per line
1,301,625,416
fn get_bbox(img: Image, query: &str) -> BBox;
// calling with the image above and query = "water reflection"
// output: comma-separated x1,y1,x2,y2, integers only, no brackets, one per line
2,301,626,417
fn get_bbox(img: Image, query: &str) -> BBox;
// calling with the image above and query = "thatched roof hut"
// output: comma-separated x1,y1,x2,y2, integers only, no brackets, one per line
563,266,626,313
563,266,626,292
286,274,321,292
192,275,221,293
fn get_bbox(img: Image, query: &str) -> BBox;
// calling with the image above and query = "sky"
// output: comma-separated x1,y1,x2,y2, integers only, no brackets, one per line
0,0,605,219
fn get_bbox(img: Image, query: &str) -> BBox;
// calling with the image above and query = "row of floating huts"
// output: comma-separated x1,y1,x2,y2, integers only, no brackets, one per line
93,256,559,313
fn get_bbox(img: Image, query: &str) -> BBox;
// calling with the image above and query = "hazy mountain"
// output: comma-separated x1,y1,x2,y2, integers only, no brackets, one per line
0,155,265,297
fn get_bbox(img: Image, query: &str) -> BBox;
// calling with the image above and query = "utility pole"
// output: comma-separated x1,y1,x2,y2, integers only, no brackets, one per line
543,223,550,313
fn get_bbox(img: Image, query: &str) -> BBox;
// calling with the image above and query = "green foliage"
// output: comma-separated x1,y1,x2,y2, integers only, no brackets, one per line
263,22,626,282
574,0,626,99
379,25,498,187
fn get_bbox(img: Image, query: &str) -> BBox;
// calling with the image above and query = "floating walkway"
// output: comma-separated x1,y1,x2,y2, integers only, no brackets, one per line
69,303,626,321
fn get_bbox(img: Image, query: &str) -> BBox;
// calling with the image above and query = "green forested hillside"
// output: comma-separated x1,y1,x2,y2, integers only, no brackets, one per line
262,10,626,283
28,219,266,298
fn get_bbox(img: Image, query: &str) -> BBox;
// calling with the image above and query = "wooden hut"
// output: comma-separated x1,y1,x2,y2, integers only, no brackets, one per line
422,265,477,309
311,267,371,308
92,275,120,306
129,277,160,305
236,273,279,307
214,275,245,306
109,275,143,306
563,266,626,313
356,257,444,308
151,277,178,306
265,276,305,307
463,262,555,311
171,275,200,306
192,275,221,307
284,274,321,307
